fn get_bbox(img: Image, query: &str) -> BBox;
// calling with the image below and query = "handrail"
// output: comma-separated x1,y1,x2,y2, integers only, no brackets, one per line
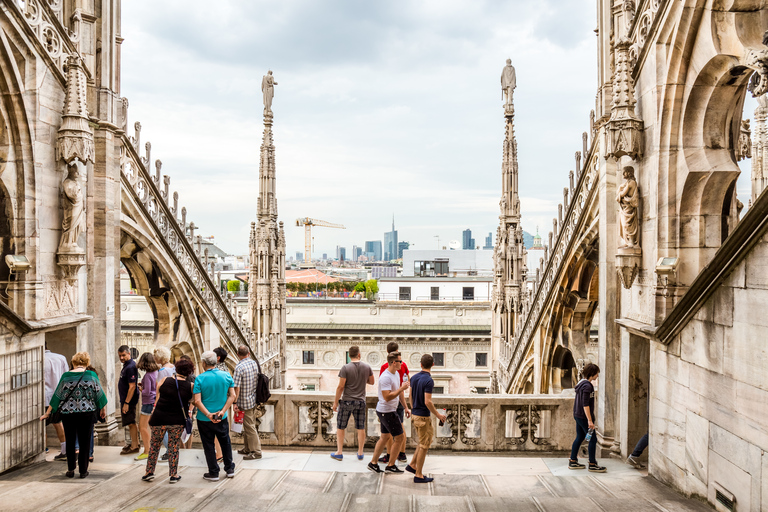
118,132,251,357
503,127,601,385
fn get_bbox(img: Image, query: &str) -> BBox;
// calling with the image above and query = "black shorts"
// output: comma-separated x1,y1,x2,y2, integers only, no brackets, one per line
376,411,403,437
337,400,366,430
121,402,137,425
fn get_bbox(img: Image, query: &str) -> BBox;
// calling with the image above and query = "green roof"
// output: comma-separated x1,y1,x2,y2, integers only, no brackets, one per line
287,323,490,333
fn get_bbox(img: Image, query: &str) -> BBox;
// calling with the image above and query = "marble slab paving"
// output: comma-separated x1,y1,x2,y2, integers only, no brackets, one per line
413,494,472,512
481,474,555,498
344,494,411,512
470,497,541,512
430,474,489,497
326,471,381,495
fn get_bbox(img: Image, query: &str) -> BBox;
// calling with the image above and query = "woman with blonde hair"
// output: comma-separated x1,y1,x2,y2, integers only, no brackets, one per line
40,351,107,478
135,352,159,461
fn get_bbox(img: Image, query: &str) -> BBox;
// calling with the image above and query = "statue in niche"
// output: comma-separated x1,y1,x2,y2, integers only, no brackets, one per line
738,119,751,161
616,166,640,248
500,59,516,107
59,162,85,253
262,70,278,114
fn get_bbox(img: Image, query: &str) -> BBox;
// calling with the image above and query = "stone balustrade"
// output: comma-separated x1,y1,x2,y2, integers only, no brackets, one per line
246,391,575,453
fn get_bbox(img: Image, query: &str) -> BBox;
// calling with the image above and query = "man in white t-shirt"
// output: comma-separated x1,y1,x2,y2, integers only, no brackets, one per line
44,348,70,460
368,351,409,474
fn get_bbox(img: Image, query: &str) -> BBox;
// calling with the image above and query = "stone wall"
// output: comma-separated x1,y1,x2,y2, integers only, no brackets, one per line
650,232,768,511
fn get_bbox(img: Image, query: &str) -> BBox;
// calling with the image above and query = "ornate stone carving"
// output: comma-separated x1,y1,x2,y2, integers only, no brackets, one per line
435,405,458,446
500,58,516,113
616,166,642,289
296,401,319,442
738,119,752,161
44,277,77,317
57,164,86,278
505,407,529,446
57,56,94,165
606,39,644,160
747,47,768,98
320,401,336,443
261,70,277,114
617,166,640,248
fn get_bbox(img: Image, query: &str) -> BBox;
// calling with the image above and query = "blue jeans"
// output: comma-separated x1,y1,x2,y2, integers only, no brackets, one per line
570,416,597,464
631,433,648,457
197,418,234,475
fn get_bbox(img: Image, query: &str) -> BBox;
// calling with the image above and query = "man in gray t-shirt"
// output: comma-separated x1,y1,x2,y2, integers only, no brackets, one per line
331,346,374,460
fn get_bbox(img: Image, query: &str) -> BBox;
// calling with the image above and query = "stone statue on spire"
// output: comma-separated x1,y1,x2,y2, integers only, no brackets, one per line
262,70,278,114
501,59,517,109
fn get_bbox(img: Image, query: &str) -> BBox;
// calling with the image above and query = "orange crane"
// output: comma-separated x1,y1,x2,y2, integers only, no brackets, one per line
295,217,346,264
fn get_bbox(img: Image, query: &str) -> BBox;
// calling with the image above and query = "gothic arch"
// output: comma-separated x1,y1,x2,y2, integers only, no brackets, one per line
119,216,206,359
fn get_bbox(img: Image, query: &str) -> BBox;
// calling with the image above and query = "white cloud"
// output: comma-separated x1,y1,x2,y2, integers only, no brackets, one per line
121,0,597,257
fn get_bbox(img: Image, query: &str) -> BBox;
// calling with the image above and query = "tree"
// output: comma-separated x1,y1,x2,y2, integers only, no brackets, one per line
364,279,378,296
226,280,241,292
354,282,365,293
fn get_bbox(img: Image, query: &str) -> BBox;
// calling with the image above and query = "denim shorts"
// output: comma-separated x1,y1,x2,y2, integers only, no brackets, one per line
140,403,154,415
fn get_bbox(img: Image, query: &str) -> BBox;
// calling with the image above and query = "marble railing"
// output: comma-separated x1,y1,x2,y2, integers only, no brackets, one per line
118,126,271,364
242,392,574,453
500,120,600,389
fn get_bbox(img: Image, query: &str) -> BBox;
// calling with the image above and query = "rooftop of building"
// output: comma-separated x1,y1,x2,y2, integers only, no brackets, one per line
0,446,711,512
378,276,493,282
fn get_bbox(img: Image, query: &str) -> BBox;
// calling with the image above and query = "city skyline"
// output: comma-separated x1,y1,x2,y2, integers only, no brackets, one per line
119,1,757,258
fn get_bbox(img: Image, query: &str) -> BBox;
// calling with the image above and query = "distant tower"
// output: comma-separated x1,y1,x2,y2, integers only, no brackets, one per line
491,60,528,392
248,80,287,388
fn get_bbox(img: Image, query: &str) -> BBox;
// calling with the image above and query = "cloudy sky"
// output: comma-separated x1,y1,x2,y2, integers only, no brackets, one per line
120,0,755,258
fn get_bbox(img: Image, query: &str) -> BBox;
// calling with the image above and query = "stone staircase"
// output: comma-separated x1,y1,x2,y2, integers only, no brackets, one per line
0,447,714,512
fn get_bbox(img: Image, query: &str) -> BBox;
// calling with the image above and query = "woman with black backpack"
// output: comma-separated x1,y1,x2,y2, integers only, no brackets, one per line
141,357,195,484
39,351,107,479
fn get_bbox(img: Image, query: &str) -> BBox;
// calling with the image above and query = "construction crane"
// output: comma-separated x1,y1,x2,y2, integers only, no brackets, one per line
295,217,346,264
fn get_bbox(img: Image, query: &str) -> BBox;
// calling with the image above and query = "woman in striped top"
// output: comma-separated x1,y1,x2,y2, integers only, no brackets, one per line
40,351,107,479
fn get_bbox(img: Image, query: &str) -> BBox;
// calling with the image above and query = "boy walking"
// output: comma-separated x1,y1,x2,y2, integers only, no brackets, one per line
406,354,446,483
368,352,409,474
568,363,606,473
331,345,374,460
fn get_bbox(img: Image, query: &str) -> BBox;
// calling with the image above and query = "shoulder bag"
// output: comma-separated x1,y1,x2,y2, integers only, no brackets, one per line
174,376,194,443
46,372,85,425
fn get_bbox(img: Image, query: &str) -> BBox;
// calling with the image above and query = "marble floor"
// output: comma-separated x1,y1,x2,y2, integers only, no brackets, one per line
0,447,713,512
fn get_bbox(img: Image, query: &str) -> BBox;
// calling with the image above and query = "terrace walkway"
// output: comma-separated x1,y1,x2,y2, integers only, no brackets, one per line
0,447,712,512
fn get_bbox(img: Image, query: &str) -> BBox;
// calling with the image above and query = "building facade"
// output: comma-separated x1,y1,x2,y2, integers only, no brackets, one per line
285,300,491,394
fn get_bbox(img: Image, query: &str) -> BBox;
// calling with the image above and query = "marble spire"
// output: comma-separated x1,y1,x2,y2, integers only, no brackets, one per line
492,60,528,392
248,74,287,388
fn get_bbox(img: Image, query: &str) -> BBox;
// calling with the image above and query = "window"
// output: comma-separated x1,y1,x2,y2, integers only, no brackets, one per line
462,287,475,300
399,286,411,300
303,384,316,391
432,352,444,367
475,353,488,367
433,386,444,394
302,350,315,365
430,286,439,301
414,259,449,277
475,387,487,394
345,351,351,363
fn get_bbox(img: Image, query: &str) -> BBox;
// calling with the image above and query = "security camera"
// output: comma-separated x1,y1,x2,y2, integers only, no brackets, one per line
5,255,30,272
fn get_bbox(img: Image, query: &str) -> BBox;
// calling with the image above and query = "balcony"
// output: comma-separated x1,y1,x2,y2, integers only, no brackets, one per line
249,391,574,452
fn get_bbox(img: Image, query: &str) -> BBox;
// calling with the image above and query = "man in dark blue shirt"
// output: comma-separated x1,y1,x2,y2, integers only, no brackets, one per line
406,354,447,483
118,345,139,454
569,363,605,472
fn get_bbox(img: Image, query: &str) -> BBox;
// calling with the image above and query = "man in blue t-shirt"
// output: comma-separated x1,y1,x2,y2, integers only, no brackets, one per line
118,346,140,454
194,350,236,481
406,354,447,483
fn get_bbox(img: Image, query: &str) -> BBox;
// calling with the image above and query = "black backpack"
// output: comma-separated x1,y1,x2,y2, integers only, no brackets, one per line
254,358,271,404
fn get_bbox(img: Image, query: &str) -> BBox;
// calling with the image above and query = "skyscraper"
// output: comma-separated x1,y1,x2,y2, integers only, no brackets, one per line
365,241,382,261
483,232,493,250
336,246,346,261
397,241,409,259
384,216,398,261
462,229,475,250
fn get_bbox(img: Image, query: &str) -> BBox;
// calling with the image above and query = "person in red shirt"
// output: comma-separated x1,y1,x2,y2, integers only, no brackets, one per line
378,342,410,463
